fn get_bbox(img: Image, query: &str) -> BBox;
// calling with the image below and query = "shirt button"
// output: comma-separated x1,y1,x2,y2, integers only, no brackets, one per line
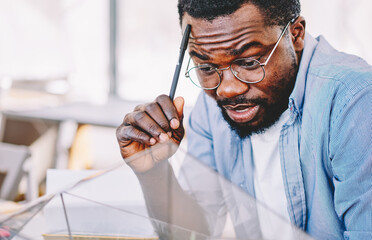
292,186,297,196
240,183,244,188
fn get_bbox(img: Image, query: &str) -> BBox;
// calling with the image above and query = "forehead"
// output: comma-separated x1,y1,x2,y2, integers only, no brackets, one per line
181,3,273,59
182,3,267,44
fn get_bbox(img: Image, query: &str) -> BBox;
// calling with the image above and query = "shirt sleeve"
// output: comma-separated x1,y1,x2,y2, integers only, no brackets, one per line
329,85,372,240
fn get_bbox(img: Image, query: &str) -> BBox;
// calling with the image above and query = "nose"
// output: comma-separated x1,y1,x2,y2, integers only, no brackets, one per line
216,68,249,98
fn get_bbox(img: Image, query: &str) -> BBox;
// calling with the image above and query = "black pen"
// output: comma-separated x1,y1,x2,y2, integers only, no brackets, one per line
169,24,191,100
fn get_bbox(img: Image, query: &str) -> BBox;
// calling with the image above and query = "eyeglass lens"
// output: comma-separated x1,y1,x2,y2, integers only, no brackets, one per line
187,58,265,89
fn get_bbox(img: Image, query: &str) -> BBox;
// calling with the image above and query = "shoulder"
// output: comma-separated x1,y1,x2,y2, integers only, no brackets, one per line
188,91,224,126
307,36,372,97
304,36,372,120
187,91,234,143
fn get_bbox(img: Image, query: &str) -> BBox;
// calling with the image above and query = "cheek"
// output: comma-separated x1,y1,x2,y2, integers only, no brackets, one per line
249,79,278,102
257,54,297,102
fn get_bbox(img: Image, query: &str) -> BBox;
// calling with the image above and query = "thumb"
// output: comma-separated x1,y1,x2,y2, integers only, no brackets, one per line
173,96,184,120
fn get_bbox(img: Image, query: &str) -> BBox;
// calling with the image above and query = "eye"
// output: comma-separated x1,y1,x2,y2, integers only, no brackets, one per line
197,64,216,75
234,58,260,70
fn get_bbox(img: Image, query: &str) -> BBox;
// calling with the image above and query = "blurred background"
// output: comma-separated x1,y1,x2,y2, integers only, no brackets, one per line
0,0,371,205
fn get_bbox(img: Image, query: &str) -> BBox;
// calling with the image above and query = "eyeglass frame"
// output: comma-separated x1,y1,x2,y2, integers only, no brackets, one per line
185,17,296,90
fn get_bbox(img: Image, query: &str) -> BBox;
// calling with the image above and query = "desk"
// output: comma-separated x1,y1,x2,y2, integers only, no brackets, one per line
1,97,141,128
0,97,142,169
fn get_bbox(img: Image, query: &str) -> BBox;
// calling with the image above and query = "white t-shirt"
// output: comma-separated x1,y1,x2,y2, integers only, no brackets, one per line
251,109,294,239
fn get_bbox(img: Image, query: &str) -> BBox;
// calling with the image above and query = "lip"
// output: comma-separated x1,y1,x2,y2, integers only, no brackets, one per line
224,104,260,123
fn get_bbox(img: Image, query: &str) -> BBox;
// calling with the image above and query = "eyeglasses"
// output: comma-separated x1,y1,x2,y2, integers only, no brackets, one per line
185,19,295,90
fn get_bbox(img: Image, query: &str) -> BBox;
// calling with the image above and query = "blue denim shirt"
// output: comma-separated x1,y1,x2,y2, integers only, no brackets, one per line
186,33,372,240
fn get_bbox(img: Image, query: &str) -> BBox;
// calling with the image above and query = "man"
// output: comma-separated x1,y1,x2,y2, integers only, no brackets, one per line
116,0,372,239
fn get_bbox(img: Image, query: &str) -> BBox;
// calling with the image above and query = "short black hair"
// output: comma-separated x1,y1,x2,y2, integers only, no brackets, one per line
178,0,300,26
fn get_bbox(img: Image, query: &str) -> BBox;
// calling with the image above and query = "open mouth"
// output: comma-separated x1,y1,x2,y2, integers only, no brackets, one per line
223,104,260,123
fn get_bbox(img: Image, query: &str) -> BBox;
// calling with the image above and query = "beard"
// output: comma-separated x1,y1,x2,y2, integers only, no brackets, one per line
217,94,289,138
217,52,298,139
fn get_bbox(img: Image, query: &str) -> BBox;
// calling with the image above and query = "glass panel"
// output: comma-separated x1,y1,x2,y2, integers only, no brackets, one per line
1,142,314,240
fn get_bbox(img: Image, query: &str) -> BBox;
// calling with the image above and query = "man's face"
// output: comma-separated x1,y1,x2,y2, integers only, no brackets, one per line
183,4,301,138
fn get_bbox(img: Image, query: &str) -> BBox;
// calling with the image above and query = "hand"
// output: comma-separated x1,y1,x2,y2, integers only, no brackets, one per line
116,95,185,173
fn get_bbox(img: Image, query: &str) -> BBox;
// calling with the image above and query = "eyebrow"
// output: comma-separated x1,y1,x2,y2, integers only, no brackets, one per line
230,41,263,56
188,41,263,61
189,50,210,61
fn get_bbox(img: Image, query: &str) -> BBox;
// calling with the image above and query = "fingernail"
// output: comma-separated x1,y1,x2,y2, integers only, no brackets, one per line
159,133,169,143
170,119,179,129
167,131,172,138
150,138,156,145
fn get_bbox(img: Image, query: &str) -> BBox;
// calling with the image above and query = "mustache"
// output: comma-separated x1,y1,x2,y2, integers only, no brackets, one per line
217,96,268,107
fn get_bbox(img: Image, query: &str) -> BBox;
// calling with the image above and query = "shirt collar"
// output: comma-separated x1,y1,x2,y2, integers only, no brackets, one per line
289,32,318,113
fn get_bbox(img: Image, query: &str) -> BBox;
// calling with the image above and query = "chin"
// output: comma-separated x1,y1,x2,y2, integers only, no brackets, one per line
220,105,284,139
224,116,272,138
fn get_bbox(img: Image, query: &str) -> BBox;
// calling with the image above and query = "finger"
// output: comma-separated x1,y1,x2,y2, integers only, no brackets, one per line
117,124,156,146
156,94,180,130
144,102,172,133
168,97,185,143
134,102,172,132
127,111,169,143
172,96,185,128
133,103,145,112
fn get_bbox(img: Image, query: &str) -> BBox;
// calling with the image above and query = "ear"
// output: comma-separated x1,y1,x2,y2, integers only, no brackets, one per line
290,16,306,53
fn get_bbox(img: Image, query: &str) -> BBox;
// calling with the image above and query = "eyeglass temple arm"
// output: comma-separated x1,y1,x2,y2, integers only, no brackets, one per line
185,57,192,77
262,18,295,66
